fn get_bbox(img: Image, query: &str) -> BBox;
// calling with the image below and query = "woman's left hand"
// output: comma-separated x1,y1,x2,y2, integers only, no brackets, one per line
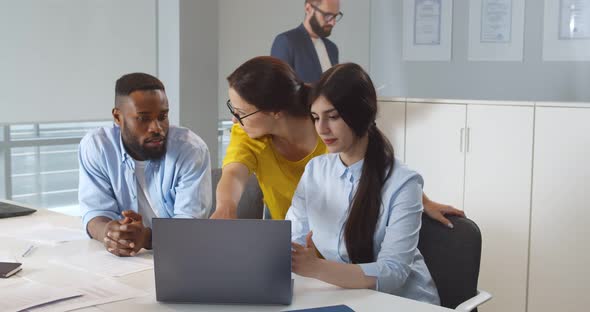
423,199,465,229
291,231,322,278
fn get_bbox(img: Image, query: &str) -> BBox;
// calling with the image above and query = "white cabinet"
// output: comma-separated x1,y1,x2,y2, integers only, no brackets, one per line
405,102,534,312
377,100,406,162
463,105,533,312
383,99,590,312
528,107,590,312
405,102,467,209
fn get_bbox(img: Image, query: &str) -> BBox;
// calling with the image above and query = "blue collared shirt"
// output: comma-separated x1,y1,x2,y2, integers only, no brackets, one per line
78,125,212,232
286,154,440,304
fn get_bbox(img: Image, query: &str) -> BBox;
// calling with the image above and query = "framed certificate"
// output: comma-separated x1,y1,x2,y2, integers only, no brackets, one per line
480,0,512,43
544,0,590,60
414,0,442,45
559,0,590,39
403,0,453,61
468,0,525,61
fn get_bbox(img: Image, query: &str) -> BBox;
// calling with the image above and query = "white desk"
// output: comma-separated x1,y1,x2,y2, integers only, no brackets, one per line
0,206,451,312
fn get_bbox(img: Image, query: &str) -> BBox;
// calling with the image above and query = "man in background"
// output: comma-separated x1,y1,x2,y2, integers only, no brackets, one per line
271,0,342,83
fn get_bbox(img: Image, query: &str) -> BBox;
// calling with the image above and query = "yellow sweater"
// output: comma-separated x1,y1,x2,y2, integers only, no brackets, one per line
222,124,327,220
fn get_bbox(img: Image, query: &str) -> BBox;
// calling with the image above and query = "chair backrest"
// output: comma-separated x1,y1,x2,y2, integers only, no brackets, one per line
418,215,482,310
210,168,263,219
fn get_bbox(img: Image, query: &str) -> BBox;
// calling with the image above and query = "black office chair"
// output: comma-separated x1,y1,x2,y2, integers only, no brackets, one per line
210,168,263,219
418,215,492,312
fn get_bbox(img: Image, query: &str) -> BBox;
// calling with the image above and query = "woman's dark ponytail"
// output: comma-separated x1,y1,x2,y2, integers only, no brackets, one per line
344,124,394,263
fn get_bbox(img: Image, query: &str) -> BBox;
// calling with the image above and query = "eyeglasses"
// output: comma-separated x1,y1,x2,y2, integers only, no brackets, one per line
309,3,343,23
226,99,261,126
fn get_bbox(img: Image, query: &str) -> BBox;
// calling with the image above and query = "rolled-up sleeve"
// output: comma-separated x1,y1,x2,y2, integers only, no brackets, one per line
78,135,120,235
357,176,423,293
172,142,212,219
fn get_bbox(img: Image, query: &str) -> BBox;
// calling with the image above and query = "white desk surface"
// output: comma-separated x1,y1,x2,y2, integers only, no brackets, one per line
0,206,451,312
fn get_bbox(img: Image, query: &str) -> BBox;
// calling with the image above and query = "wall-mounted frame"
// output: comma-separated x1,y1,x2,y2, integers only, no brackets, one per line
543,0,590,61
403,0,453,61
468,0,526,61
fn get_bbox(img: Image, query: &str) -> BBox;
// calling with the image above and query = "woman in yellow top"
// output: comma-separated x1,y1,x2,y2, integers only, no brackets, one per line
211,56,464,226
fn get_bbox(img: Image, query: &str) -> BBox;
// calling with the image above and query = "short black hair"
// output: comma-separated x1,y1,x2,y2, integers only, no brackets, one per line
114,72,165,108
115,72,165,96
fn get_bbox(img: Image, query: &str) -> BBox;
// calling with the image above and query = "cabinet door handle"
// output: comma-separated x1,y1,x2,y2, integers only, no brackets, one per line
466,127,471,153
460,128,464,152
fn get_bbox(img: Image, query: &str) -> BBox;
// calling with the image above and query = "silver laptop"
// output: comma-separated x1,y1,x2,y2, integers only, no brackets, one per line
152,218,292,305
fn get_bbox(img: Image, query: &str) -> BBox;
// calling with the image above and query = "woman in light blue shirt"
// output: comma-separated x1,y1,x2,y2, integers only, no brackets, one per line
286,63,440,304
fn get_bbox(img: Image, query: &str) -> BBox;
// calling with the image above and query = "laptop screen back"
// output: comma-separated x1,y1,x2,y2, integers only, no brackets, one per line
153,218,292,305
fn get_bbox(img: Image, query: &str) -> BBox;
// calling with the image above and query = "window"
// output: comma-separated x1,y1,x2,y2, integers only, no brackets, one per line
0,121,110,215
218,120,233,168
3,120,229,215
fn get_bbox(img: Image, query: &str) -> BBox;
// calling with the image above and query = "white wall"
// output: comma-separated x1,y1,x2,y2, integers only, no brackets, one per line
370,0,404,96
217,0,371,119
0,0,219,164
179,0,219,166
0,0,157,124
370,0,590,102
158,0,180,126
0,0,370,166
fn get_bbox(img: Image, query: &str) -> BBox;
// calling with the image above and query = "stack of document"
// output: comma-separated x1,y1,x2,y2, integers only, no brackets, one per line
0,276,147,312
0,223,87,245
28,278,148,312
51,250,153,277
0,278,82,312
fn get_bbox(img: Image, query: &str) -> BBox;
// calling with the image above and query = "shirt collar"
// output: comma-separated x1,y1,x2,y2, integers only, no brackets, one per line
335,155,365,183
116,126,161,168
116,126,129,165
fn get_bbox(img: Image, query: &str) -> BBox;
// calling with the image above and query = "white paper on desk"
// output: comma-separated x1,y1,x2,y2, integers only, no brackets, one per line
0,250,18,262
0,279,82,312
28,277,148,312
0,223,87,245
51,250,153,277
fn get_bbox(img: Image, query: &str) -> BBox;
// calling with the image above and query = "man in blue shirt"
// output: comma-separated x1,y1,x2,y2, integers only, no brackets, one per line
271,0,342,83
79,73,211,257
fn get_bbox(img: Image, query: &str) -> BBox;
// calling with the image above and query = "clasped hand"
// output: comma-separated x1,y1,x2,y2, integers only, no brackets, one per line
103,210,150,257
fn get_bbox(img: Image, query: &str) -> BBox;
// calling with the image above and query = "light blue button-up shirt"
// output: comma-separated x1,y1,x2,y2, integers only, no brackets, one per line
286,153,440,305
78,125,212,232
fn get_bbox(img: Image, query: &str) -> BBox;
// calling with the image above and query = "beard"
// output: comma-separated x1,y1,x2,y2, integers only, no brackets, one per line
310,13,333,38
121,127,167,161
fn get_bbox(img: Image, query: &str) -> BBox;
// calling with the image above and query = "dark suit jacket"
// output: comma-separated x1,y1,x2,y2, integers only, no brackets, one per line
270,24,339,83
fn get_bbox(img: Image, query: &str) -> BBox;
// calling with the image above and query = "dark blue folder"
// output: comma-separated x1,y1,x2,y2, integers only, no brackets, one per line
284,304,355,312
